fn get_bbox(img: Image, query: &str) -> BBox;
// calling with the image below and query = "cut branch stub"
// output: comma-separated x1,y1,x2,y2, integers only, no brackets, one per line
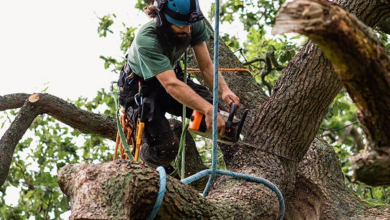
273,0,390,149
28,94,40,103
272,0,390,186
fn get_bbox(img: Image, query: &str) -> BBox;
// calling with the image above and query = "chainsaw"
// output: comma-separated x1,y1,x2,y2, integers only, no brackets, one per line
188,102,248,145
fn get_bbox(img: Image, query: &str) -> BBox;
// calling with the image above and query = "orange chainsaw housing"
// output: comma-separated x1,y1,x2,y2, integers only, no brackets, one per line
188,110,207,132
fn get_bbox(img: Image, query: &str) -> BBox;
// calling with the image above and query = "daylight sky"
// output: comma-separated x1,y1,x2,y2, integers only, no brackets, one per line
1,0,148,100
0,0,221,100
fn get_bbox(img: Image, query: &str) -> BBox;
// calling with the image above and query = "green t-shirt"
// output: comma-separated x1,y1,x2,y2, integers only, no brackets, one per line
128,20,211,80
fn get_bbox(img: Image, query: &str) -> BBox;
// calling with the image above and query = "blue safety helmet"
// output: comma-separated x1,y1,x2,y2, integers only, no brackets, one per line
154,0,204,27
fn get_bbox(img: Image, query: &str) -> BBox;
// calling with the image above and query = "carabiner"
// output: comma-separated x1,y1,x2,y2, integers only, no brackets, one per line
134,93,143,106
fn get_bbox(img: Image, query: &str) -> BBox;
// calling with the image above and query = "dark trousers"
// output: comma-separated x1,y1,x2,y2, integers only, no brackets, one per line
124,72,225,169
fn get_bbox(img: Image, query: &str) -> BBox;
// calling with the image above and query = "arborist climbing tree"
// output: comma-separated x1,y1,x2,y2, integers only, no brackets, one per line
117,0,240,176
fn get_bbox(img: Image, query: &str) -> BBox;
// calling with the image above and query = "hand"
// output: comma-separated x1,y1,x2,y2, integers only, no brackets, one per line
222,90,240,110
205,107,226,136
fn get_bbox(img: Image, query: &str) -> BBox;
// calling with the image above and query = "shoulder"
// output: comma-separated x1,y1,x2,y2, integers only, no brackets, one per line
135,21,159,47
192,20,210,33
190,20,212,46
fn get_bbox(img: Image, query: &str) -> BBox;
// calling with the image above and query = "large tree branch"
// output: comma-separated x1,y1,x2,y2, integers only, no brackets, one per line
58,160,282,219
0,93,31,110
57,138,390,219
272,0,390,185
0,93,117,187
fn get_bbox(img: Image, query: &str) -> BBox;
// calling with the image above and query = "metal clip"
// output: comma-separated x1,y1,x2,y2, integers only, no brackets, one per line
134,93,143,106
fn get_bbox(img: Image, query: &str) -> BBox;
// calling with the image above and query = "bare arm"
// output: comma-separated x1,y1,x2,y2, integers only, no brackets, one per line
156,69,226,134
192,42,240,108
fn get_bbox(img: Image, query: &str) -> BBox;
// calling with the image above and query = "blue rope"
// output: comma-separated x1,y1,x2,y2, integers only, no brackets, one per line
146,166,166,220
181,169,285,220
203,0,221,198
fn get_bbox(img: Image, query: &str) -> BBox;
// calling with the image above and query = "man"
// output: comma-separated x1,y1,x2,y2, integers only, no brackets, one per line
118,0,240,173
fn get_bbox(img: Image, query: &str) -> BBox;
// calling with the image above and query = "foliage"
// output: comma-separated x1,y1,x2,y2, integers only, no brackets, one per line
0,90,117,219
96,13,137,74
213,0,286,30
96,13,116,37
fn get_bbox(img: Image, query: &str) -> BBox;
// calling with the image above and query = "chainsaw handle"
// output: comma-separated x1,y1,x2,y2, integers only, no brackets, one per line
226,102,236,130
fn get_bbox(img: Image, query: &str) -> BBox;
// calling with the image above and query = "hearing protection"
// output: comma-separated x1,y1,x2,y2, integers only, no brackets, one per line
154,0,204,27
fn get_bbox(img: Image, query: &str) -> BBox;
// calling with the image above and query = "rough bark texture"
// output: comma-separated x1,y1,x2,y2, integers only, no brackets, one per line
0,93,31,111
272,0,390,185
58,161,231,220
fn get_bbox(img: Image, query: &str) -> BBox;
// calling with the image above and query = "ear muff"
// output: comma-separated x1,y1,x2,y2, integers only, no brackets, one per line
154,13,163,27
154,0,167,27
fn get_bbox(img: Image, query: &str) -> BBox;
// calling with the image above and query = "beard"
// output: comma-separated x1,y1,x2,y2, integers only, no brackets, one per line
157,24,191,48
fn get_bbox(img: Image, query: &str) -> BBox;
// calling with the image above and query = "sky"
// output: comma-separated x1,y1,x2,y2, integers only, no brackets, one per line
0,0,148,100
0,0,219,101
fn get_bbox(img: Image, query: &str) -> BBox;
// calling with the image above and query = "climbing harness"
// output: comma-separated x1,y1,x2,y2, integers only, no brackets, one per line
112,80,145,162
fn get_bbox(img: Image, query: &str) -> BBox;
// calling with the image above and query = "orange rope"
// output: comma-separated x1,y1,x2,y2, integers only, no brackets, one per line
114,109,138,161
187,68,253,75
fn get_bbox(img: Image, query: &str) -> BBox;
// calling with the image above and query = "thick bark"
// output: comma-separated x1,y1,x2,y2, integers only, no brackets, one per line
272,0,390,149
292,138,390,220
58,160,282,219
59,140,390,219
0,93,31,110
272,0,390,185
